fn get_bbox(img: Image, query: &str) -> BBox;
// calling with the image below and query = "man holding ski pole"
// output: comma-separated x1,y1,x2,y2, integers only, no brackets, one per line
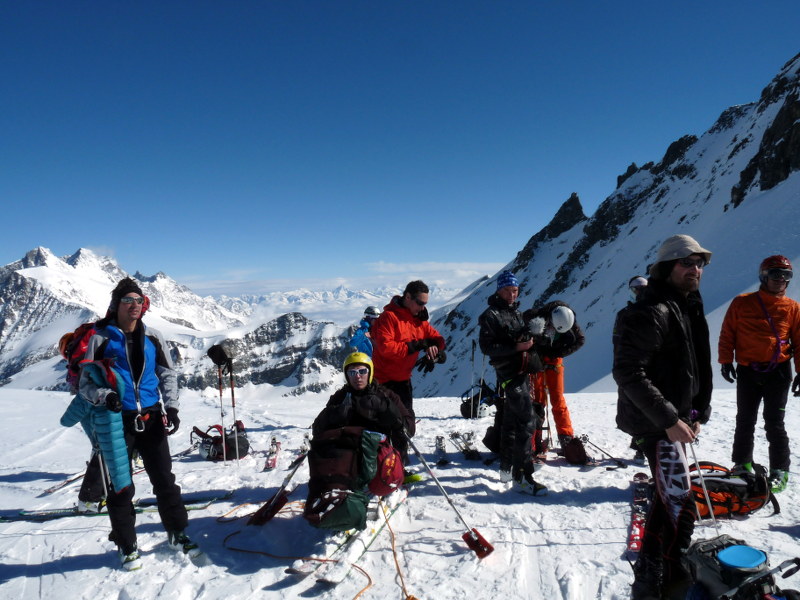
613,235,713,599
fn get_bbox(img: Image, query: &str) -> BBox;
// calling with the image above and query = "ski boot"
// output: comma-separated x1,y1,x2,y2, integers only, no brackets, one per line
118,544,142,571
769,469,789,493
514,473,548,496
168,529,202,558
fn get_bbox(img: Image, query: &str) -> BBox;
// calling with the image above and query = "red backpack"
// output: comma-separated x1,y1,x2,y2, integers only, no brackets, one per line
368,438,404,497
59,323,97,390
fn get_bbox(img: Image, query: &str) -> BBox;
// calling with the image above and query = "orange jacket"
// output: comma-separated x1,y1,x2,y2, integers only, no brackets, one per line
371,297,445,383
718,289,800,370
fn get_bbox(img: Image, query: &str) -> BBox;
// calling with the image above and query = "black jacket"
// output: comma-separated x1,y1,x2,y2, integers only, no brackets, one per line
312,382,415,441
613,279,712,437
479,293,543,380
523,300,585,359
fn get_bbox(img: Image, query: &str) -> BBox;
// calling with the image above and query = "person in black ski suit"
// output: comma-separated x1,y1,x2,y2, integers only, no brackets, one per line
312,352,415,460
613,235,713,599
479,271,547,495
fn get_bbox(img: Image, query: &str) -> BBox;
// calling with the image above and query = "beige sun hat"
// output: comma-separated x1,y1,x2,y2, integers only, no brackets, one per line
648,235,712,278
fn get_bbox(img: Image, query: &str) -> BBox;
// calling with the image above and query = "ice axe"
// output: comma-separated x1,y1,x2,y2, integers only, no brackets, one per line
579,435,627,470
207,343,234,464
405,433,494,558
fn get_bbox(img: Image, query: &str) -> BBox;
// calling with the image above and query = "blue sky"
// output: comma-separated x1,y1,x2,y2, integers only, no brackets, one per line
2,2,798,296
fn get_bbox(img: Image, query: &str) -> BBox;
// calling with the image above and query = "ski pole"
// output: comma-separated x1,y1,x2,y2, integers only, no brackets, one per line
405,433,493,558
579,435,627,470
688,440,720,534
471,340,478,418
226,358,240,467
207,344,230,464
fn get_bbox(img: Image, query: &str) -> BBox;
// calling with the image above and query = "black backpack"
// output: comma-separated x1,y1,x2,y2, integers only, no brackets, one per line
191,421,250,461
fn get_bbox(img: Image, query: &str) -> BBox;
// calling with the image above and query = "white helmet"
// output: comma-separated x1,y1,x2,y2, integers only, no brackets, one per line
550,306,575,333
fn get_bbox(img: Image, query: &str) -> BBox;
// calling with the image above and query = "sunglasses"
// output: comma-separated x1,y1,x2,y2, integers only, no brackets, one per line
413,298,427,307
347,367,369,377
120,296,145,305
677,257,706,269
767,268,793,281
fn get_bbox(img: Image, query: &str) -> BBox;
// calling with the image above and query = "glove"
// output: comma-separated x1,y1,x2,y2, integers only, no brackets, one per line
793,373,800,397
720,363,736,383
415,356,436,373
105,392,122,412
166,407,180,435
435,350,446,364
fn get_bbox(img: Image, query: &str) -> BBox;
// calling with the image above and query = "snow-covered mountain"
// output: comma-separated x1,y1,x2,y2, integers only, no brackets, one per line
2,52,800,398
415,51,800,396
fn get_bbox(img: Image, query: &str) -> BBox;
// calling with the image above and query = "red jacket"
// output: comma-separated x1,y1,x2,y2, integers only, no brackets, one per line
371,297,445,383
718,289,800,370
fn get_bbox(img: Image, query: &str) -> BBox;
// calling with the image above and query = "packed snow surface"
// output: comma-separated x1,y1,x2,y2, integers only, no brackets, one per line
0,384,798,599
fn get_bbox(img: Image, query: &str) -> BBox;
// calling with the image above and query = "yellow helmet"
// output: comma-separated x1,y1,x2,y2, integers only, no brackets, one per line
343,352,373,384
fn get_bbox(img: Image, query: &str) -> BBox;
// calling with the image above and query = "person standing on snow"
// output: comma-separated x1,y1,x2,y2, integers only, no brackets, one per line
79,277,195,570
624,275,649,464
348,306,381,356
371,280,446,420
523,301,585,450
718,254,800,493
613,235,713,599
479,271,547,496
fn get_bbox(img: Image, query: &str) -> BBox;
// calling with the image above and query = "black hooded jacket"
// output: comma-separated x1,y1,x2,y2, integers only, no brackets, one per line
612,279,712,437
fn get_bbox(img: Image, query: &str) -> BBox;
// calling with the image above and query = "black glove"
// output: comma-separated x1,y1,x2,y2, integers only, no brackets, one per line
166,407,180,435
105,392,122,412
793,373,800,397
415,356,436,373
435,350,446,364
720,363,736,383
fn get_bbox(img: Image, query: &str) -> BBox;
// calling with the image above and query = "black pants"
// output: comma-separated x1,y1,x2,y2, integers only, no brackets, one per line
107,409,187,554
499,373,539,479
640,437,695,585
382,379,414,418
731,361,791,471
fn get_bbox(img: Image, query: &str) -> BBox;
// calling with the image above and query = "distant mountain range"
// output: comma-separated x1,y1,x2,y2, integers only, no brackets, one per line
2,52,799,396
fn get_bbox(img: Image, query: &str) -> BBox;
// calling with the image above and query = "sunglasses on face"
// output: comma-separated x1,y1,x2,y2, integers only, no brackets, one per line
413,298,427,307
347,368,369,377
767,268,793,281
677,257,706,269
120,296,144,305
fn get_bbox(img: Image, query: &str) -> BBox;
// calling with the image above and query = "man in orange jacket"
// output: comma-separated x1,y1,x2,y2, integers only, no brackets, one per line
719,255,800,493
371,280,446,419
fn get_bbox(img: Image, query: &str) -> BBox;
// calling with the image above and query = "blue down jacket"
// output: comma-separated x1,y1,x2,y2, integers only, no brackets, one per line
60,360,131,493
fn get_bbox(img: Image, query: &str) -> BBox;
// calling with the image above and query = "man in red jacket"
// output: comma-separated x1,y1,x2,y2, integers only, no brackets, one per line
719,254,800,493
371,280,446,419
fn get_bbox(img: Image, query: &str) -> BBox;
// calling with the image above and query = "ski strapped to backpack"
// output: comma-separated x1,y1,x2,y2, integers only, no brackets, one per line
689,461,780,518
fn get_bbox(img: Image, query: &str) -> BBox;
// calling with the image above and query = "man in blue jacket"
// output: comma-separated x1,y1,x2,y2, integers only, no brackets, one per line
80,277,196,570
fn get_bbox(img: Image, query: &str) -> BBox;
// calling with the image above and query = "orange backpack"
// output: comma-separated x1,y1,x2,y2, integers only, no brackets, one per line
690,461,779,518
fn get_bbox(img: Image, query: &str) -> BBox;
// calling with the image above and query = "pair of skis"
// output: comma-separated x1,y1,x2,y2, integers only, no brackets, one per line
38,441,200,497
2,490,234,523
285,489,410,585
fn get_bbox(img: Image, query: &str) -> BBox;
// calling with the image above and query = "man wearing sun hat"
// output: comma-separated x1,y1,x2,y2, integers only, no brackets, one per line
613,234,713,598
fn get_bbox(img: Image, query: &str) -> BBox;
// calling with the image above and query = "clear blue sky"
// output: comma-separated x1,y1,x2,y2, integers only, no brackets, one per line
2,2,798,296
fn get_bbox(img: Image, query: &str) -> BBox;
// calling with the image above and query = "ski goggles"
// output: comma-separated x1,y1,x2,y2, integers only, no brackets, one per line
120,296,145,305
347,367,370,377
677,257,706,269
767,268,793,281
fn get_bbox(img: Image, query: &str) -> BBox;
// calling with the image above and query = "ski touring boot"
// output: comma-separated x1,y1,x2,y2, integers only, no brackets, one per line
118,544,142,571
168,529,202,558
514,472,548,496
769,469,789,493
